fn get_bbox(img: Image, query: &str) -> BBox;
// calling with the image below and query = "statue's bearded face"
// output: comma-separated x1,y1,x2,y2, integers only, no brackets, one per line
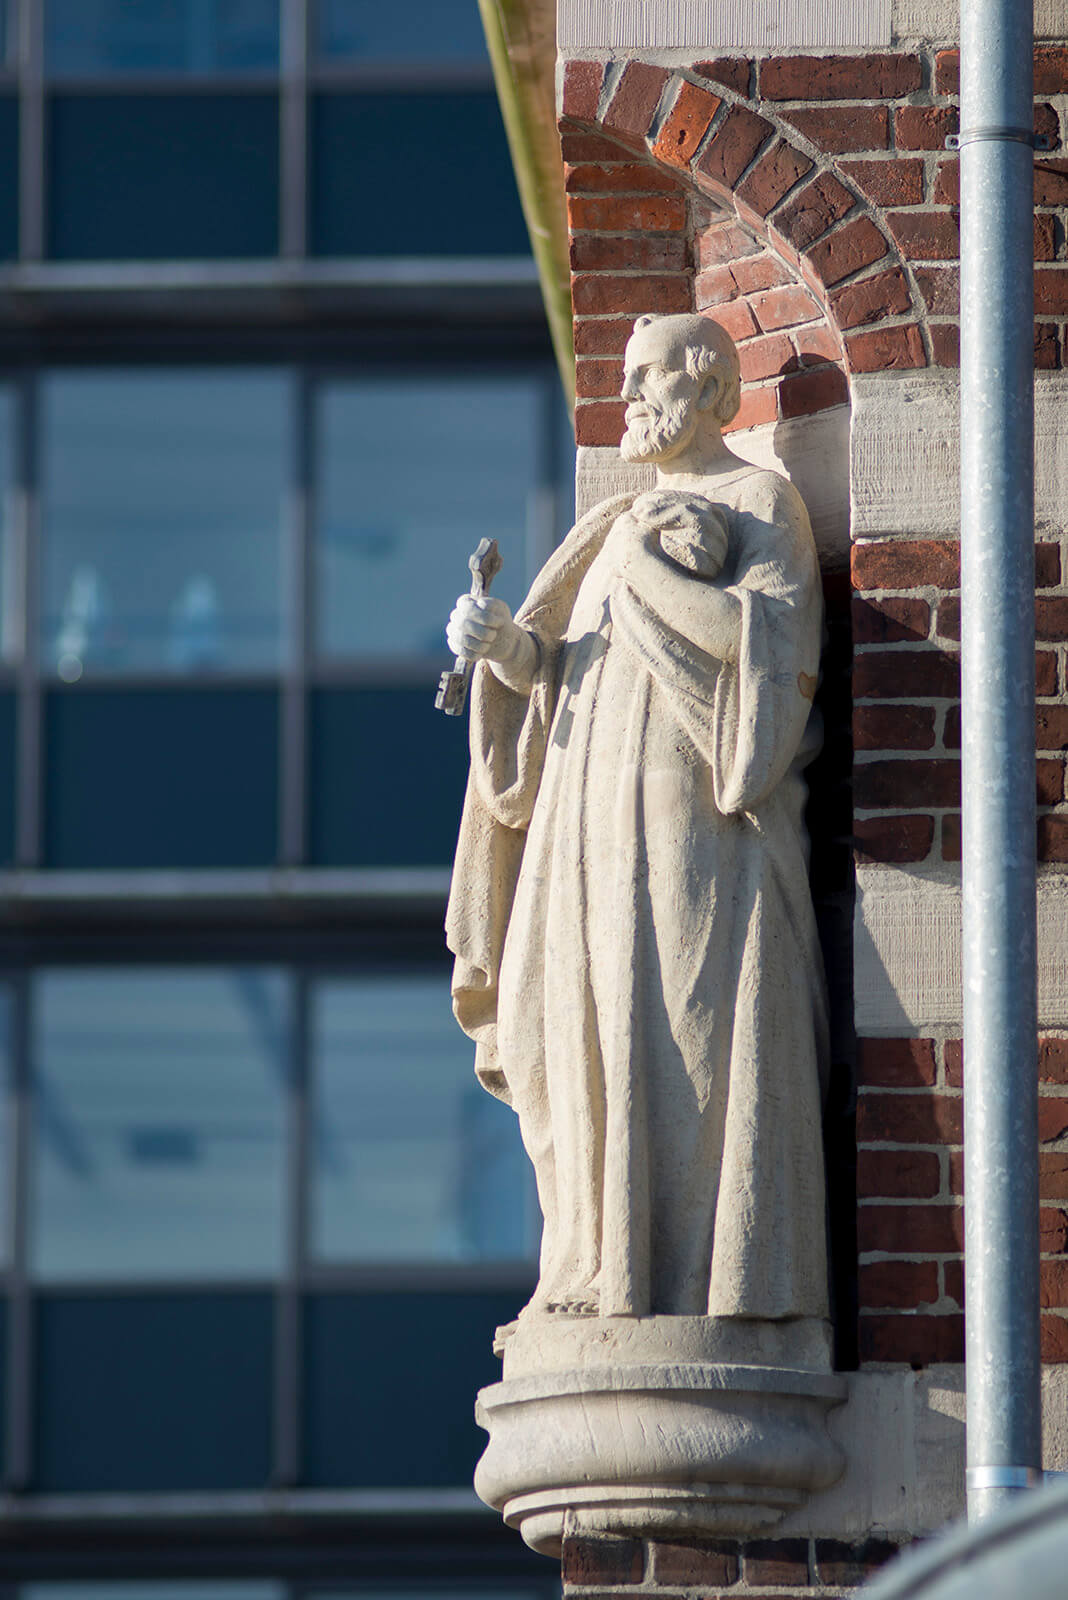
619,337,704,465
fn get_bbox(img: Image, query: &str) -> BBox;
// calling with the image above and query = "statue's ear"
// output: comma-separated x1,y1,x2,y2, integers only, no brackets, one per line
695,368,724,414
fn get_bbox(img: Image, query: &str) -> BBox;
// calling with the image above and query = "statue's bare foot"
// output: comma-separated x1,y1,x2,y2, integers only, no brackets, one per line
545,1294,599,1315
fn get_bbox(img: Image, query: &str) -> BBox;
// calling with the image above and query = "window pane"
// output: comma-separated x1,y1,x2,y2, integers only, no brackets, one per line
0,691,13,866
315,375,543,660
316,0,487,64
41,370,288,673
49,93,279,260
44,687,279,868
310,975,538,1264
31,969,288,1282
304,1290,528,1486
0,382,15,653
310,91,528,257
0,96,16,259
308,686,468,868
46,0,280,76
0,984,11,1266
34,1293,274,1490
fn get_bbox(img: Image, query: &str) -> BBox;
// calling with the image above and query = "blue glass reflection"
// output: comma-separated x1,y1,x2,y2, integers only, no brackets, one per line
26,1585,285,1600
41,371,288,674
0,384,13,660
0,984,11,1268
315,375,544,660
317,0,487,64
46,0,280,76
310,976,539,1264
31,970,289,1282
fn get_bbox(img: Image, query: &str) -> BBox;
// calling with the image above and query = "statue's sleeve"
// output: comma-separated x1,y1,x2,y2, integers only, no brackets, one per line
611,472,822,816
445,494,632,1095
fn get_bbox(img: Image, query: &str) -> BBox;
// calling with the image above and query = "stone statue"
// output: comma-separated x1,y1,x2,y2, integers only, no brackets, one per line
445,311,829,1329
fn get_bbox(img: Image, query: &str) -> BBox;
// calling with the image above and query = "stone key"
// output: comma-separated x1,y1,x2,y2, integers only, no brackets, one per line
435,537,503,715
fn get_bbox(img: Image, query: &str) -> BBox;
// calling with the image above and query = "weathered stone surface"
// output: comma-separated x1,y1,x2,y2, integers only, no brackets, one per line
445,314,841,1542
475,1349,846,1554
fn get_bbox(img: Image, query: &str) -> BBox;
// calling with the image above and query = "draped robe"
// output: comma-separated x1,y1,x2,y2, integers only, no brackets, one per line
445,464,829,1322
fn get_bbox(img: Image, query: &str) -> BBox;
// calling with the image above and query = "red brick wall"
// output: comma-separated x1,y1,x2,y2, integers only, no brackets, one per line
560,48,1068,447
852,536,1067,870
561,1532,907,1600
857,1031,1068,1365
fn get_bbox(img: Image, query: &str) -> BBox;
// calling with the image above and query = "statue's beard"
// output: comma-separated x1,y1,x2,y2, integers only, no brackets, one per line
620,400,696,463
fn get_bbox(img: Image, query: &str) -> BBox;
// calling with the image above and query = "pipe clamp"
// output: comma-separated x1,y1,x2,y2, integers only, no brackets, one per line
946,127,1053,150
967,1466,1044,1490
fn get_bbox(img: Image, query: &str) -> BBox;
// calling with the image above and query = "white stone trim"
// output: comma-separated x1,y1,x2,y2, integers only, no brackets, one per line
780,1365,1068,1537
558,0,892,52
894,1,1068,42
559,1,1067,52
855,867,1068,1034
851,373,1068,536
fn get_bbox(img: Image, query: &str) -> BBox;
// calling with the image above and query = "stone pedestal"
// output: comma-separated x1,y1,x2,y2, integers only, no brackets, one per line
474,1316,847,1556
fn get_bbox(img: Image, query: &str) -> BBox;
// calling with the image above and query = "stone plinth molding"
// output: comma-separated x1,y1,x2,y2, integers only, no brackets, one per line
474,1318,846,1556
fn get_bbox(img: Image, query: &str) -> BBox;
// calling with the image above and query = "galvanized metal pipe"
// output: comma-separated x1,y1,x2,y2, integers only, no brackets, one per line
960,0,1042,1524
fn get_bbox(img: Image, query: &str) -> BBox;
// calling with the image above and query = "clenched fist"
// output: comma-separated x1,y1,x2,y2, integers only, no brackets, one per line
446,594,537,689
447,595,519,663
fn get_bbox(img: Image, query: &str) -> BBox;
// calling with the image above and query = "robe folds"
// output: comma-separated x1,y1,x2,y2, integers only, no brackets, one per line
445,465,830,1322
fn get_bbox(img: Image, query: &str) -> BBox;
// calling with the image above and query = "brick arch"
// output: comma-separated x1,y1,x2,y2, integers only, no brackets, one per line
561,58,929,448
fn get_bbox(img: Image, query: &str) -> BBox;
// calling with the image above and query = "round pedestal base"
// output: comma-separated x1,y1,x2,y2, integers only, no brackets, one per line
474,1357,846,1556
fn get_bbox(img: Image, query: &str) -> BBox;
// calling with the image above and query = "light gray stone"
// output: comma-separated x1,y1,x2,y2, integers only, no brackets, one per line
447,313,829,1324
782,1366,1068,1538
855,867,1068,1033
475,1352,847,1554
558,0,892,52
445,313,840,1539
851,372,1068,535
474,1363,1068,1550
894,0,1067,41
557,2,1067,60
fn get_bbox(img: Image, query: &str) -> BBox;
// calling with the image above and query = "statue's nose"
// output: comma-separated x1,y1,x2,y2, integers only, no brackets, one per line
621,373,639,400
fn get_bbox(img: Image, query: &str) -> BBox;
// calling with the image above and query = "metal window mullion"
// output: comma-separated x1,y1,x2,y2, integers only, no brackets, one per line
14,371,41,869
5,971,33,1490
17,0,44,261
271,969,308,1487
279,367,309,866
279,0,309,258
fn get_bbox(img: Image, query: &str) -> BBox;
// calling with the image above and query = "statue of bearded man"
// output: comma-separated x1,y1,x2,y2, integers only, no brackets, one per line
445,312,829,1329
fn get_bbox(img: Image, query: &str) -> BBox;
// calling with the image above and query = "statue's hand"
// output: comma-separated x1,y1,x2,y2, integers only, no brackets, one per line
447,594,539,693
624,489,729,579
447,594,523,665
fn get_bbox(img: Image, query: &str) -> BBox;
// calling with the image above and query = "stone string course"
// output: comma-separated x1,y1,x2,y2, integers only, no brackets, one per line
561,1532,909,1600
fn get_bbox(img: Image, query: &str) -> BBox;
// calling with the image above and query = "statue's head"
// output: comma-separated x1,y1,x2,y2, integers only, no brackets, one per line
619,313,742,465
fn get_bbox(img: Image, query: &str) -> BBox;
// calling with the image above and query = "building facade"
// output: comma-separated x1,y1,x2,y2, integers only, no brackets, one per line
531,0,1068,1594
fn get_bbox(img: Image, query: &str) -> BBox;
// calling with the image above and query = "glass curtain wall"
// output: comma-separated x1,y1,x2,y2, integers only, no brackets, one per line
0,361,570,872
0,0,528,261
0,963,538,1493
